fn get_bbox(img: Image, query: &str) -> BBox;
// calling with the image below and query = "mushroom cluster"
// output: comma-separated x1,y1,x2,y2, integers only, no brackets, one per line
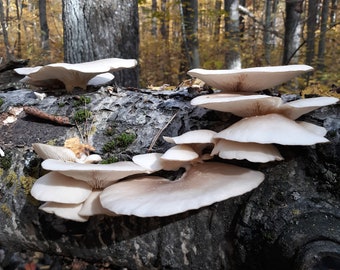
188,65,339,163
30,136,265,220
15,58,137,92
29,64,339,221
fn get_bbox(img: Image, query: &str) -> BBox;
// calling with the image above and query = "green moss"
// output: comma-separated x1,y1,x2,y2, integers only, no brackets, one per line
1,204,12,217
0,168,3,177
0,154,12,170
101,156,119,164
102,140,116,153
73,109,92,123
20,176,36,195
0,97,3,108
102,132,136,153
116,132,136,147
5,170,18,188
74,96,91,107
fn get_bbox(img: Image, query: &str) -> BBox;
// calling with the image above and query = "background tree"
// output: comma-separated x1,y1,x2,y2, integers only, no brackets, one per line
224,0,241,69
179,0,200,80
39,0,49,51
282,0,304,65
62,0,139,87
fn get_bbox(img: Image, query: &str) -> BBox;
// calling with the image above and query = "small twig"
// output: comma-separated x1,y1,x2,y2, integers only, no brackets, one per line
23,106,72,126
148,110,179,152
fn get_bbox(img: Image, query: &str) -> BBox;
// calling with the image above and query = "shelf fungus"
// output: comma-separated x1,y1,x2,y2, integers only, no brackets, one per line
100,162,265,217
15,58,137,92
187,65,313,93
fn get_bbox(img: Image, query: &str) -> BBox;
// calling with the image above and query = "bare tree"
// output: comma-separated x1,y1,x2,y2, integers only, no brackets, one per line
179,0,200,77
224,0,241,69
305,0,319,66
62,0,139,87
0,0,13,61
39,0,49,51
282,0,304,65
317,0,329,70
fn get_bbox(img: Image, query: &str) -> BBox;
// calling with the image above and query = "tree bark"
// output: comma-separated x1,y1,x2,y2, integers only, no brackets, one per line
317,0,329,70
282,0,304,65
305,0,319,66
179,0,200,81
224,0,241,69
0,0,13,61
62,0,139,87
39,0,49,51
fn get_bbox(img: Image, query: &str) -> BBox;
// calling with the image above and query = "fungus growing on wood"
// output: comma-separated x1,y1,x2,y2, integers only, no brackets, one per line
187,65,313,93
211,139,283,163
33,143,101,164
39,202,89,222
191,94,283,117
15,58,137,91
214,113,329,145
100,162,265,217
41,159,149,188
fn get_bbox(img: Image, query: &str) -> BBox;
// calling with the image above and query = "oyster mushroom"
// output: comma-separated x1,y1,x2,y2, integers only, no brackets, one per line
41,159,149,188
187,65,313,93
100,162,265,217
211,139,283,163
16,58,137,91
214,113,329,145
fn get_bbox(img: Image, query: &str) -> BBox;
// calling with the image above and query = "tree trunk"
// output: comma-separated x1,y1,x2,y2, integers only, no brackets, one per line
151,0,157,36
0,81,339,269
330,0,337,26
317,0,329,70
39,0,49,51
62,0,139,87
305,0,319,66
0,0,13,61
224,0,241,69
213,0,222,40
160,0,168,40
179,0,200,81
282,0,304,65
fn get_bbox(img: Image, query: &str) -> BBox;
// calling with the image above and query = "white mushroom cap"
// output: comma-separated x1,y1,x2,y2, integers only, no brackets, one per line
30,172,92,203
100,162,265,217
211,139,283,163
187,65,313,92
297,121,327,136
133,152,190,171
41,159,148,188
161,145,199,161
27,58,137,91
190,94,283,117
14,66,42,75
87,73,115,86
39,201,88,222
132,153,165,171
33,143,101,163
78,190,116,217
214,113,329,145
163,129,217,144
33,143,78,162
278,96,339,119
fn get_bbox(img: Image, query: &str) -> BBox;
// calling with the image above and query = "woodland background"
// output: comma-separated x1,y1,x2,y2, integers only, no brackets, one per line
0,0,339,92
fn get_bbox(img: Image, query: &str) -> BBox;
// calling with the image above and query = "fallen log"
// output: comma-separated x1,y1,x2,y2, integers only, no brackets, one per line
0,86,339,269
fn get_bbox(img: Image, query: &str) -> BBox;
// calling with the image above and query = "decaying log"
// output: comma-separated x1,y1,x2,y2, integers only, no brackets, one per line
0,86,339,269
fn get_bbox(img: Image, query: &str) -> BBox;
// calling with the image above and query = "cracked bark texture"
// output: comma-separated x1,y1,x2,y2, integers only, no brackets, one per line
62,0,139,87
0,86,339,269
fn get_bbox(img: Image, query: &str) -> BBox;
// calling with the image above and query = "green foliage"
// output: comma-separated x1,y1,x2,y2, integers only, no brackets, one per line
0,98,4,108
73,109,92,123
102,140,116,153
74,96,91,107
